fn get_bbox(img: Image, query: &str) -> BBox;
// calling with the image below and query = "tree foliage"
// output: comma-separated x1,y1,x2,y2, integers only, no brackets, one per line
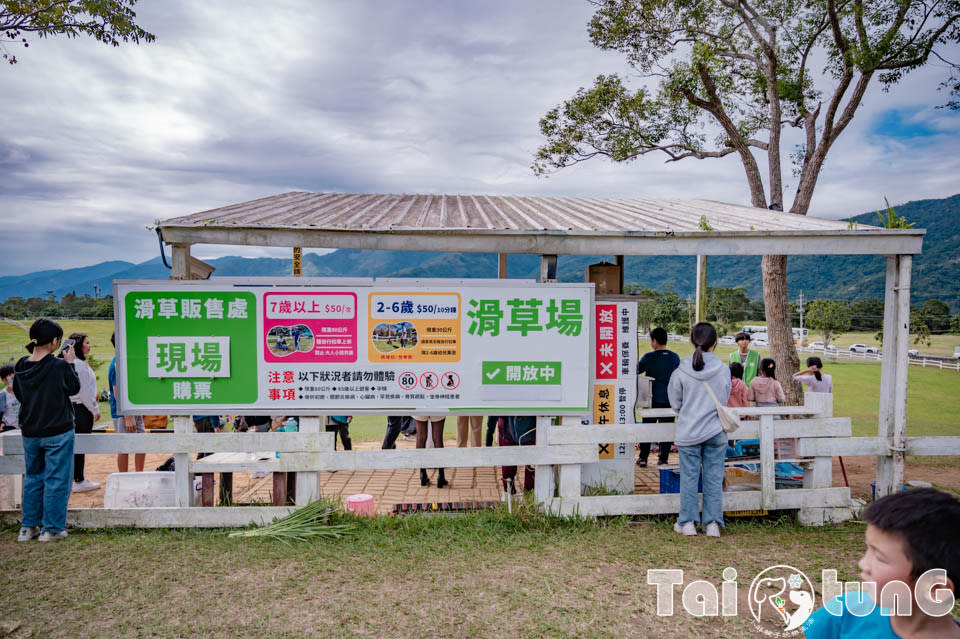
0,293,113,318
535,0,960,400
805,299,851,346
706,285,751,334
921,298,951,333
632,286,692,334
848,298,884,331
1,1,154,65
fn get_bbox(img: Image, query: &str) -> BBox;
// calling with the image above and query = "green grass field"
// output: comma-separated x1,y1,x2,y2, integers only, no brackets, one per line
0,506,876,638
3,320,957,441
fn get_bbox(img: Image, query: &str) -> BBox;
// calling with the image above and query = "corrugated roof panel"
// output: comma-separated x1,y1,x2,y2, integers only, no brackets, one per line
163,190,879,234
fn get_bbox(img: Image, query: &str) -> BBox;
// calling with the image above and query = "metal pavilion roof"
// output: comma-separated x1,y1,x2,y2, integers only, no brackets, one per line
158,191,924,256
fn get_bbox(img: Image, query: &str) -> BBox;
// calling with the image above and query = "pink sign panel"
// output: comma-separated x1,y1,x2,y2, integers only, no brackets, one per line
263,292,358,363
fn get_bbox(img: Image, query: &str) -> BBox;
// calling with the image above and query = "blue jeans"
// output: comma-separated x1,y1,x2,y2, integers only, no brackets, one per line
678,430,727,527
22,430,75,533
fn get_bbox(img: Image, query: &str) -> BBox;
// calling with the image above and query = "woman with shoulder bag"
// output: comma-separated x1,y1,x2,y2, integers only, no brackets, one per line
67,332,101,493
13,318,81,542
667,322,732,538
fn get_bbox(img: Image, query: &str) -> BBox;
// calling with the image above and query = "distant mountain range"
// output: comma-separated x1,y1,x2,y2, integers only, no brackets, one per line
3,194,958,311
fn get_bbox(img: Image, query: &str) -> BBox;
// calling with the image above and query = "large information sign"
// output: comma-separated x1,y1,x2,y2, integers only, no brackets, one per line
116,279,593,414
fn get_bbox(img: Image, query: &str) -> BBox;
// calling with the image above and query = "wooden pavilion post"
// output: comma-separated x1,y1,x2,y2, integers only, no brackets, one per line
170,244,191,281
498,253,508,279
876,254,912,496
695,255,708,323
169,245,193,506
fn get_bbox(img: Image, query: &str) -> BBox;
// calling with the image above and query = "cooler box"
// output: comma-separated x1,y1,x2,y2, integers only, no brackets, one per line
659,468,702,494
104,471,177,508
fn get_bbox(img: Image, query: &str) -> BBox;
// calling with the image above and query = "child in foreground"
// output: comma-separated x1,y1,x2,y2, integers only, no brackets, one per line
803,488,960,638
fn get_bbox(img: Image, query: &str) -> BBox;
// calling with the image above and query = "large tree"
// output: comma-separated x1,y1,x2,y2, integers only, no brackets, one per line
534,0,960,401
1,0,154,65
806,299,851,346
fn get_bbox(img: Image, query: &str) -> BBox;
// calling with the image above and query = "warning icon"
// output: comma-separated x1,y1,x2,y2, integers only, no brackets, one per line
441,372,460,390
420,372,439,391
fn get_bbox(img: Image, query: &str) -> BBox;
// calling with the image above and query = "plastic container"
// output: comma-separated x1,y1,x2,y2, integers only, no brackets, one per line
345,493,375,517
659,468,702,494
103,471,177,508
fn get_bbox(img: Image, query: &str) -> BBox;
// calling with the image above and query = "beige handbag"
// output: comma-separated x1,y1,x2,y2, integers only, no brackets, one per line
701,381,740,433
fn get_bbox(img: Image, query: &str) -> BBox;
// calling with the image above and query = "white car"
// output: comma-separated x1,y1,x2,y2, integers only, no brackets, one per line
752,337,768,347
809,341,838,352
718,336,736,345
908,349,919,358
848,343,879,354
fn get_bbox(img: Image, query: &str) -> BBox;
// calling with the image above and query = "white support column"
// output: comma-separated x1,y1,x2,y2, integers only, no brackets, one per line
296,416,321,505
173,416,193,507
695,255,708,323
170,244,191,280
891,255,912,493
759,415,775,510
876,256,900,496
534,416,556,504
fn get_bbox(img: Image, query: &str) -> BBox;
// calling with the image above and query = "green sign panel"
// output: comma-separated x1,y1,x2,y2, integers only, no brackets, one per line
124,291,258,405
481,361,561,385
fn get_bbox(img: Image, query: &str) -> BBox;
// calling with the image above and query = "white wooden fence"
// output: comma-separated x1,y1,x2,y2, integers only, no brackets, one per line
2,393,959,528
797,345,960,371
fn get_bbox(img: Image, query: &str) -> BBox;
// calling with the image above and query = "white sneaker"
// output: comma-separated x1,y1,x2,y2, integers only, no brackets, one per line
674,521,697,536
72,479,100,492
705,522,721,537
38,530,68,542
17,526,41,542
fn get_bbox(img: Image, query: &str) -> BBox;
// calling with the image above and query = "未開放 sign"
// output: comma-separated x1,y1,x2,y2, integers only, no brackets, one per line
115,279,593,414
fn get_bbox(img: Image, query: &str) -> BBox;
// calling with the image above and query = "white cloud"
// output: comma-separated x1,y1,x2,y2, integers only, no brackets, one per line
1,0,958,274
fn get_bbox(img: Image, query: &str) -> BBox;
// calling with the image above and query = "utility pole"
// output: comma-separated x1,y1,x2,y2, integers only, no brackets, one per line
797,291,805,343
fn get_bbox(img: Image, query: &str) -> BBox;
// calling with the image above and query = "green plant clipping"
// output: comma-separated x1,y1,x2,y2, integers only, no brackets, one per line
228,499,357,543
124,291,258,405
698,214,714,231
876,197,916,229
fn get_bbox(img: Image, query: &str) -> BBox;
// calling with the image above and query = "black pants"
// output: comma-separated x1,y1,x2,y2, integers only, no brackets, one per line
194,417,216,460
485,415,499,447
72,403,94,482
638,401,675,465
381,415,412,450
326,422,352,450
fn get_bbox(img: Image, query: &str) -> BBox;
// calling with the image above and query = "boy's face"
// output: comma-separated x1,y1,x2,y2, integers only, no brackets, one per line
859,524,914,595
737,337,750,350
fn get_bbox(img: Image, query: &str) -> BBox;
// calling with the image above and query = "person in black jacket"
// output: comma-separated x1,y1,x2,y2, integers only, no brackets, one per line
13,318,80,542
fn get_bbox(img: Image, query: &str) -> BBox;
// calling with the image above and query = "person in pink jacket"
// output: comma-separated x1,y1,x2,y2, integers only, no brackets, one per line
747,358,786,406
727,362,750,408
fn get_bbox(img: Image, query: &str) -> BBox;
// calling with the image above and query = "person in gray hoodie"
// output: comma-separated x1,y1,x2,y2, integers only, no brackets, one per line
667,322,731,538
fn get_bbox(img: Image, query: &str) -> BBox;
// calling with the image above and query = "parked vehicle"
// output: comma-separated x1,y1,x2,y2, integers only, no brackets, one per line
739,325,767,335
753,337,769,347
908,349,919,358
848,343,879,354
809,341,838,352
718,336,736,345
954,346,960,360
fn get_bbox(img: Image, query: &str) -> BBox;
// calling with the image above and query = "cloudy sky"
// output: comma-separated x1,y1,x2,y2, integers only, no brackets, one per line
2,1,959,274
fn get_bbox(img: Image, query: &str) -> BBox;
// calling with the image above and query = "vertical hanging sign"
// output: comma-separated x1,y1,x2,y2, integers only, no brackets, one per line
583,299,637,493
292,247,302,277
